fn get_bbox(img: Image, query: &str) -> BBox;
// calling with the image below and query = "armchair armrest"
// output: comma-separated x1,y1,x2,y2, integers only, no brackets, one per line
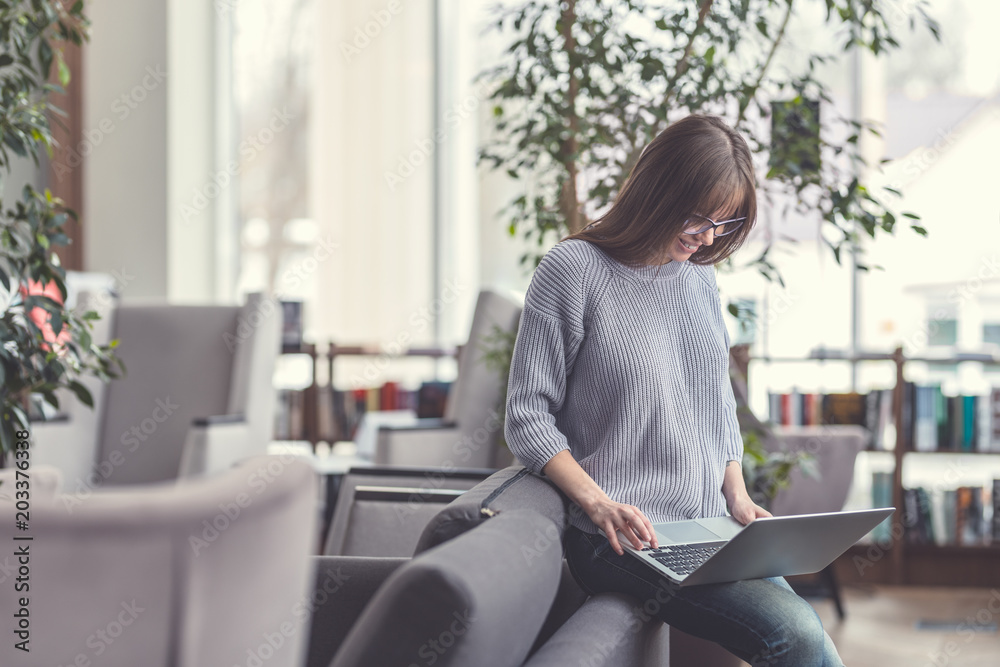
522,592,670,667
377,418,456,431
191,413,246,427
304,556,407,667
373,421,472,467
178,414,266,478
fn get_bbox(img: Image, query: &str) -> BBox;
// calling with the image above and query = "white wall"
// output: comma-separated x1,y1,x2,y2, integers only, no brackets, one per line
83,0,219,303
311,0,444,387
168,0,228,303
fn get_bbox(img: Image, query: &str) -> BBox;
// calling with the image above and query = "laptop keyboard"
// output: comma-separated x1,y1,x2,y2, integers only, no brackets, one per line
641,541,727,576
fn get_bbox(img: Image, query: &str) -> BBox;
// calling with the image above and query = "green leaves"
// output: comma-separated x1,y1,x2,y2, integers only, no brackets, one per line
0,1,114,462
478,0,936,274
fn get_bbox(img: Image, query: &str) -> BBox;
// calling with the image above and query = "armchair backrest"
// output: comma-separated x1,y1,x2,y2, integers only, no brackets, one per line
225,293,281,459
323,468,490,556
766,425,870,516
443,289,522,467
0,455,319,667
96,304,240,485
94,294,280,486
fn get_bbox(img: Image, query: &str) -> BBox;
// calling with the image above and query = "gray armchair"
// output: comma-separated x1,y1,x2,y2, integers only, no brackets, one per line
305,466,671,667
372,289,522,469
0,455,319,667
30,293,281,487
321,467,491,556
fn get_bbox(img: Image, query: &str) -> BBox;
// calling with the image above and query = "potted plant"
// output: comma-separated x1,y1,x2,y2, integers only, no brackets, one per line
478,0,937,274
0,0,123,463
476,0,939,488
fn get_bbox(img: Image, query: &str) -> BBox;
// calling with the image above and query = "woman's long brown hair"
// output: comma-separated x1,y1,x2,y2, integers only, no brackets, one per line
567,114,756,268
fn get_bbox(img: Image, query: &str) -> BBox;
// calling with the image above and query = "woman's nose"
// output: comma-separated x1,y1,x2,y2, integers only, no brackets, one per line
696,228,715,245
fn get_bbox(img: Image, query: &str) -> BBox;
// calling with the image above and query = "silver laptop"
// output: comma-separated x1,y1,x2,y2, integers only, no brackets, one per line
600,507,894,587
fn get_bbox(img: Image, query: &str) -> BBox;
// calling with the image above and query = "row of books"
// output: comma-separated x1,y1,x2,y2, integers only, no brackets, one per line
767,389,894,449
903,383,1000,452
273,380,453,442
768,384,1000,452
872,472,1000,546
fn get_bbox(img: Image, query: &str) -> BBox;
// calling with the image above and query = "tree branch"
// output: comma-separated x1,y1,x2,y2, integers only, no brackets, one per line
558,0,584,234
662,0,715,111
738,0,794,124
616,0,715,191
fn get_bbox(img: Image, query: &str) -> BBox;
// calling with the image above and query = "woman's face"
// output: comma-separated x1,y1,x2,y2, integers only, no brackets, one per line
661,206,734,263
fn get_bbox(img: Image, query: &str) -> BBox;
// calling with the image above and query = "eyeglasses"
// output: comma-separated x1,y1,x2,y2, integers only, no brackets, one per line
682,214,747,237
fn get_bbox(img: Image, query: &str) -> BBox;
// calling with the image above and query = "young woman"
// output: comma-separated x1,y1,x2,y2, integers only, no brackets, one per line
504,114,844,666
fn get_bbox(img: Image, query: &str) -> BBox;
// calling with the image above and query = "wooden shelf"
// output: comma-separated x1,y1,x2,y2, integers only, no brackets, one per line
275,340,460,449
902,449,1000,455
751,345,1000,587
905,543,1000,555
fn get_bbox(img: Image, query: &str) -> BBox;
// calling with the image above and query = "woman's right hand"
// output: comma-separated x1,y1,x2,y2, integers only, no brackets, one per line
540,450,658,556
583,497,658,556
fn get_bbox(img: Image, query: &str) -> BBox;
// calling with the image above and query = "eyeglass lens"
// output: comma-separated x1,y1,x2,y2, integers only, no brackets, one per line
683,216,743,236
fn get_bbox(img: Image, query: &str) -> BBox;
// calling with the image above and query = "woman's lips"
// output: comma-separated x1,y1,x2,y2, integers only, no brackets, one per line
678,238,699,252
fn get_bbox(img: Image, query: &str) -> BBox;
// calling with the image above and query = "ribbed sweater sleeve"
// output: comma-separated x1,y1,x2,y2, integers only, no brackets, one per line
503,243,588,474
704,269,745,466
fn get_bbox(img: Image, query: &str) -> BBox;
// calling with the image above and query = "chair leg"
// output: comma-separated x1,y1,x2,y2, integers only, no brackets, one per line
821,564,846,621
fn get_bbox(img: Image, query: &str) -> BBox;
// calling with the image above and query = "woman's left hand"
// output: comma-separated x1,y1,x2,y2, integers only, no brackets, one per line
729,495,772,526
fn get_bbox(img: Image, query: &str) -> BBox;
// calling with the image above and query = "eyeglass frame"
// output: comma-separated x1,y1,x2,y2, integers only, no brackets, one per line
681,214,747,236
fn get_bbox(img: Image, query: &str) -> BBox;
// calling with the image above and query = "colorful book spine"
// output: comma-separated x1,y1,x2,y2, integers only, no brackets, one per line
941,489,957,546
913,385,937,452
991,388,1000,452
992,479,1000,544
872,471,894,543
935,386,948,451
962,395,976,452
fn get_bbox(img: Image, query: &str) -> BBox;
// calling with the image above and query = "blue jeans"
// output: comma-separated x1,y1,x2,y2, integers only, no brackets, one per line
564,526,844,667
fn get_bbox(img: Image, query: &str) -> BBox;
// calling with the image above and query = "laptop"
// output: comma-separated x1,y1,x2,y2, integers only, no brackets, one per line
600,507,894,587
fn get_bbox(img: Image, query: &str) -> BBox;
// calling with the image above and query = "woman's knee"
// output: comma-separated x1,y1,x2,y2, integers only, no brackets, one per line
750,605,828,666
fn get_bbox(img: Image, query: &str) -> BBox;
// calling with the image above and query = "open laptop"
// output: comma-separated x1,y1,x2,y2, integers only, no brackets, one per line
600,507,894,587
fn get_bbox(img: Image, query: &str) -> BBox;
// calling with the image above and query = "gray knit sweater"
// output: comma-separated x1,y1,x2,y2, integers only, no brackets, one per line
504,238,744,534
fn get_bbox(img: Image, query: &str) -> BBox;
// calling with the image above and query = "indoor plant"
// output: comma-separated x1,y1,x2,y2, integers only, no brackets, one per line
478,0,938,279
476,0,939,491
0,0,122,462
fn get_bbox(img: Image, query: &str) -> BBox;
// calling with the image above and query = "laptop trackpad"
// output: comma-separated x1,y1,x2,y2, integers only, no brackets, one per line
656,521,724,544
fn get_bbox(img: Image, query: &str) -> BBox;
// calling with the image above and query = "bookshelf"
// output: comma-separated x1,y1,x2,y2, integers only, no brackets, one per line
275,341,460,449
750,345,1000,586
